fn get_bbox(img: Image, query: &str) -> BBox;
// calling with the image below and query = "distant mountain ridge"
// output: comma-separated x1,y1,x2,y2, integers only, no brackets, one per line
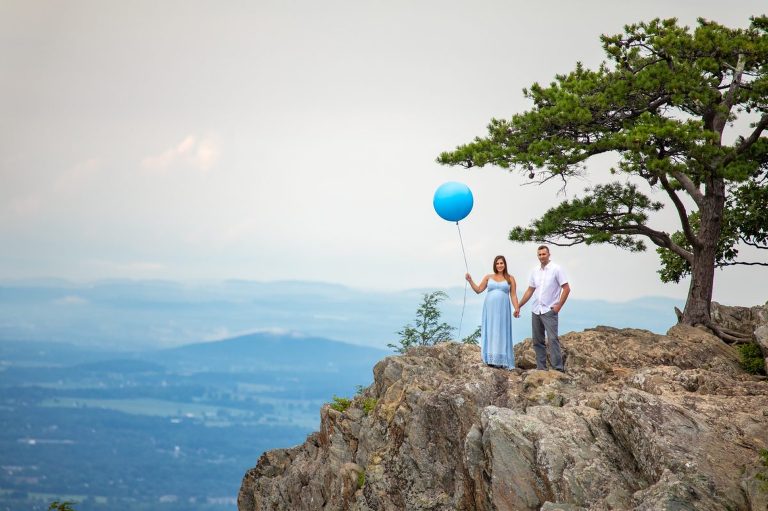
0,279,685,351
0,329,387,511
1,332,387,374
151,332,388,373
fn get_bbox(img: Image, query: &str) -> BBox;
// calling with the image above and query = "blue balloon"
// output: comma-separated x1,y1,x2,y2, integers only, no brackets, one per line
433,182,474,222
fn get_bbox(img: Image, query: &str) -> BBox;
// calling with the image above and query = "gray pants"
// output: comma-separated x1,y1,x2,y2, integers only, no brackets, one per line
532,310,563,371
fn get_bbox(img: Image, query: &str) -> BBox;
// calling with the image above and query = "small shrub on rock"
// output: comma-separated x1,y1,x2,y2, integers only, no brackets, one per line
330,395,352,412
48,502,77,511
737,343,766,375
361,397,378,415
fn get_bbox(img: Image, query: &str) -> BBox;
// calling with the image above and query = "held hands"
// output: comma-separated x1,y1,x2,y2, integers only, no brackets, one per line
465,273,472,283
551,304,562,313
513,307,520,318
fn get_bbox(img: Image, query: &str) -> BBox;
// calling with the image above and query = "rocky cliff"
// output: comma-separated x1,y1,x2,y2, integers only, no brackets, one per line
238,309,768,510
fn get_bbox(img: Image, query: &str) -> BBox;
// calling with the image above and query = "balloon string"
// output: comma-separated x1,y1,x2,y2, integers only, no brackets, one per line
456,222,469,273
456,222,469,340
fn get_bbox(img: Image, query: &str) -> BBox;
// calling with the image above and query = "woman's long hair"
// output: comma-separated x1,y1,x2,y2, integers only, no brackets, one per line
492,255,512,285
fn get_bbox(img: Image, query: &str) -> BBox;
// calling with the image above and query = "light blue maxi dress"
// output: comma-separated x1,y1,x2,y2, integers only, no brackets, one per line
481,279,515,368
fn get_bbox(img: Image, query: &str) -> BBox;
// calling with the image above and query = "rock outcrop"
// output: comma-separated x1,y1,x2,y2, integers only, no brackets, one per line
238,320,768,510
711,301,768,368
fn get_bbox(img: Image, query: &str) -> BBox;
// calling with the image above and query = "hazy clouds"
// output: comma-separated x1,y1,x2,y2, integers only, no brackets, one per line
1,0,766,305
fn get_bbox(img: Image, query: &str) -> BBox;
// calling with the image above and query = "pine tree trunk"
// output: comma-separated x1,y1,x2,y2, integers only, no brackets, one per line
681,179,726,326
682,248,717,325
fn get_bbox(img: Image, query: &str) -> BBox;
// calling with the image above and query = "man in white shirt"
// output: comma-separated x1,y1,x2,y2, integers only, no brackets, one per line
518,245,571,372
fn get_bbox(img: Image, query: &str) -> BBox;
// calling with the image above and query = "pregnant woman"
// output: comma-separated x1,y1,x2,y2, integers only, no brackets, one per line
465,255,520,369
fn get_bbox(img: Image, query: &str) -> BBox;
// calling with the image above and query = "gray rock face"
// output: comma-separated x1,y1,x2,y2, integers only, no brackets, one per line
238,320,768,510
710,301,768,336
711,300,768,373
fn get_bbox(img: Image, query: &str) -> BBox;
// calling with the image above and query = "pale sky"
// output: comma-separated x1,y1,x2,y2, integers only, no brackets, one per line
1,0,766,306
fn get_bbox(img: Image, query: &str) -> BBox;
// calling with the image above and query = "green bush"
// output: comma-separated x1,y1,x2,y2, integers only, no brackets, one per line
357,470,366,489
361,397,378,415
48,502,77,511
331,386,377,415
737,343,766,375
330,395,352,412
757,449,768,491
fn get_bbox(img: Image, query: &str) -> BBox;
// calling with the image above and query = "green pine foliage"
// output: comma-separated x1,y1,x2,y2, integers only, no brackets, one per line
461,325,481,345
388,291,455,353
438,16,768,326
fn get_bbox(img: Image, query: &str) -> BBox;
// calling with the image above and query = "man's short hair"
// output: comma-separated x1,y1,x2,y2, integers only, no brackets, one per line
537,245,550,254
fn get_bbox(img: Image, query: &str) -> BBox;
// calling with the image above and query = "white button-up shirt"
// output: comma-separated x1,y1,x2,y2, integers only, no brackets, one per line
528,262,568,315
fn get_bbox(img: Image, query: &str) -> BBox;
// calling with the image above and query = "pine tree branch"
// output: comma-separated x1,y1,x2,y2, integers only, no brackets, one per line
741,239,768,249
543,219,695,264
670,170,705,207
658,173,701,249
726,113,768,165
717,261,768,267
721,54,746,114
610,224,694,263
